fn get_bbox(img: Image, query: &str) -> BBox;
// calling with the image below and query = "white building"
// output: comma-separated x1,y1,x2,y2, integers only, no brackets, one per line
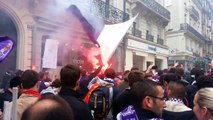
165,0,213,70
124,0,170,71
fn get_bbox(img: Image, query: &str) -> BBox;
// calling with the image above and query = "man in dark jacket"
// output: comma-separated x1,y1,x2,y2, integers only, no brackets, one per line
112,70,144,119
0,76,21,110
58,64,93,120
117,80,166,120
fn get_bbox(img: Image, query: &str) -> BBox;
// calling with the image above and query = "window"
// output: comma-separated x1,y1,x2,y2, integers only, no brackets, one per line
146,20,152,34
158,27,162,38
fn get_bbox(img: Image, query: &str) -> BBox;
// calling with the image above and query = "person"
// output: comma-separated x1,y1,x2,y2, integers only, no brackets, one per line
118,70,130,92
163,109,196,120
0,76,21,110
112,70,144,119
196,75,213,90
193,88,213,120
186,69,206,109
38,71,51,92
87,68,119,98
78,66,102,98
165,80,191,112
86,68,119,120
0,69,15,90
117,80,166,120
16,70,40,120
21,95,74,120
51,78,61,94
58,64,93,120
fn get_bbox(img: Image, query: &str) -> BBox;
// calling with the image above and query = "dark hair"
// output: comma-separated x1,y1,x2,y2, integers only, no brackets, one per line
38,72,45,81
157,70,164,76
190,67,204,79
128,70,144,87
168,81,186,99
131,67,139,71
104,68,115,79
175,67,184,78
81,70,87,76
131,80,161,105
144,73,153,80
21,70,39,89
169,67,176,74
9,76,21,88
163,73,178,84
60,64,81,88
152,65,158,70
51,79,61,88
196,75,213,90
21,95,74,120
123,70,130,82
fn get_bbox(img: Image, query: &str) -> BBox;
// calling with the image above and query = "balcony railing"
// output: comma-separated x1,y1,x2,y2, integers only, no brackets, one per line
146,34,154,42
138,0,170,21
92,0,129,23
157,37,164,45
180,23,207,42
132,28,142,38
190,6,199,21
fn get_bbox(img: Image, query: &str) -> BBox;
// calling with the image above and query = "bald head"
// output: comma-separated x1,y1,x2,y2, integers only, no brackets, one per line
21,95,74,120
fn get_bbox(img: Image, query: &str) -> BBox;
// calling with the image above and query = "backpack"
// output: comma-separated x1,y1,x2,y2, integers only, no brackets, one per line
86,83,113,119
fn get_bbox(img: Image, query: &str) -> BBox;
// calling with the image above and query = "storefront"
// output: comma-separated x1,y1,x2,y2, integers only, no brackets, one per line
125,39,169,71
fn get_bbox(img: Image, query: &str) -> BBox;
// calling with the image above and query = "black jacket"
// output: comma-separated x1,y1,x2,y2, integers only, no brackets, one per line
59,87,93,120
0,89,12,110
112,89,133,119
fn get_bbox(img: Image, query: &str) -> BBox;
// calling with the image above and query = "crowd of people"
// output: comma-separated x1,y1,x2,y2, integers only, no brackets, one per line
0,61,213,120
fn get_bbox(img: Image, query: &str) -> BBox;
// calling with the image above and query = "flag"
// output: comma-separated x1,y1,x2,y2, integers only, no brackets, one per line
97,14,138,64
0,36,14,62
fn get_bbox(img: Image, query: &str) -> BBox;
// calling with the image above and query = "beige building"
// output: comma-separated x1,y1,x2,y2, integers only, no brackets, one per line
0,0,172,80
0,0,129,80
124,0,170,70
166,0,213,70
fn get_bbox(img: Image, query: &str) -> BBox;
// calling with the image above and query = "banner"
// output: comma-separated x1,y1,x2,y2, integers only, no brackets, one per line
97,14,138,64
42,39,58,69
0,36,14,62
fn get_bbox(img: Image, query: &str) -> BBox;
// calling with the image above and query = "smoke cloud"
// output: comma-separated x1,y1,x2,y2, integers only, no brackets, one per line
41,0,105,70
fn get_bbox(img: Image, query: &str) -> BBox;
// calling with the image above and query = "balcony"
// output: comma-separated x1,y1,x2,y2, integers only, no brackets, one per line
180,23,207,42
146,33,154,42
157,37,164,45
132,22,142,38
137,0,170,21
132,28,142,38
190,6,199,21
92,0,129,23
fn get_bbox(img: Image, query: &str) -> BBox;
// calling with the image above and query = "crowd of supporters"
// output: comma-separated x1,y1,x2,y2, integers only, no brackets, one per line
1,61,213,120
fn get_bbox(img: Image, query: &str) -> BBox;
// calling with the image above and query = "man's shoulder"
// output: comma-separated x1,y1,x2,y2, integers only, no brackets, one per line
115,89,131,100
60,94,86,107
165,101,191,112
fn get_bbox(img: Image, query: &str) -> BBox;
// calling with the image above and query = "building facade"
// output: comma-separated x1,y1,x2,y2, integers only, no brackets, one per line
0,0,129,80
166,0,213,71
124,0,170,71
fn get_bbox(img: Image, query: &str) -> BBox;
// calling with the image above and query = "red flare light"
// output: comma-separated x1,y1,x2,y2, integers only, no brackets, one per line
100,63,112,74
